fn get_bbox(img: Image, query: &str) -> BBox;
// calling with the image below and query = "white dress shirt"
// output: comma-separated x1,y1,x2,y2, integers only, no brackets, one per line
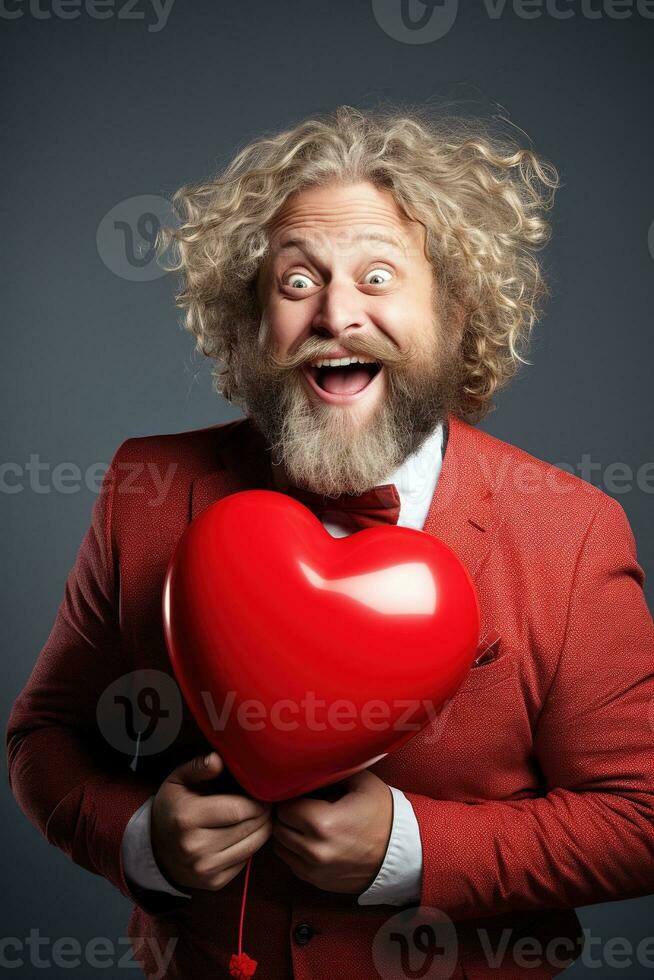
121,420,445,905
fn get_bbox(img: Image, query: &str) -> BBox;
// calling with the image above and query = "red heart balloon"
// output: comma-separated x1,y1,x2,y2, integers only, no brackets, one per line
163,489,480,802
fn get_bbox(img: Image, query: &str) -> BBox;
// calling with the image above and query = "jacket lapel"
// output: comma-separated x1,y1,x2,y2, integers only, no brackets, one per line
190,417,274,521
424,414,499,584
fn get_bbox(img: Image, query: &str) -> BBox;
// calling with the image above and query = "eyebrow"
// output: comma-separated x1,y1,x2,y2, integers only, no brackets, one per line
275,231,406,257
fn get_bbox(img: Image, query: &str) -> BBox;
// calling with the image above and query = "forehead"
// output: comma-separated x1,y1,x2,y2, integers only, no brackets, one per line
266,180,426,259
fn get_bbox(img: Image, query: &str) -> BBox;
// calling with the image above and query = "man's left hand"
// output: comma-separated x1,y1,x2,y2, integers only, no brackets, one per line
273,770,393,894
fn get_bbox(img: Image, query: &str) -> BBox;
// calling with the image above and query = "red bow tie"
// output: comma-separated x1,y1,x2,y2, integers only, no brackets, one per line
282,482,401,532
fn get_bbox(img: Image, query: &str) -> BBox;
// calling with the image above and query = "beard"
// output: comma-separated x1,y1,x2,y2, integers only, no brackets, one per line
231,302,463,497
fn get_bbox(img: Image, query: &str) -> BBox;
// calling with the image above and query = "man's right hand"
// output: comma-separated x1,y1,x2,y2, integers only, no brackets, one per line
151,751,273,892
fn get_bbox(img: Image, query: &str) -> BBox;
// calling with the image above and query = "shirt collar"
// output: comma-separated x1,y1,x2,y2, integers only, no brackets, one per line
382,420,444,500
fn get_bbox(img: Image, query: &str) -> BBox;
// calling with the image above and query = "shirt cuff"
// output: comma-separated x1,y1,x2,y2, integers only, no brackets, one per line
357,785,423,906
120,795,191,899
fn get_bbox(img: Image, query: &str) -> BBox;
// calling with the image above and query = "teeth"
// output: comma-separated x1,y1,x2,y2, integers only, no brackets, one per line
308,356,377,368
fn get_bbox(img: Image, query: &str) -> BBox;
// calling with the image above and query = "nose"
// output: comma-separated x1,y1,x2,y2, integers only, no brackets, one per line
310,279,368,340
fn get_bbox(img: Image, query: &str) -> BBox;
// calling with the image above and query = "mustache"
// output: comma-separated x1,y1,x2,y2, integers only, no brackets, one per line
266,332,414,373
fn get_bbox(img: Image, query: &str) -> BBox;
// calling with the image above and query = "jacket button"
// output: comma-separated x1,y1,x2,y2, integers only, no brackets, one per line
293,923,314,945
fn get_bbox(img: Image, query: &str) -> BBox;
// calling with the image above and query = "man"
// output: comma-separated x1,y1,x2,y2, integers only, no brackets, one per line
7,105,654,979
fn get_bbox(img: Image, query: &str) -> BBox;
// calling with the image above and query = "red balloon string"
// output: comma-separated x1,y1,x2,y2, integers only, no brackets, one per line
229,856,257,978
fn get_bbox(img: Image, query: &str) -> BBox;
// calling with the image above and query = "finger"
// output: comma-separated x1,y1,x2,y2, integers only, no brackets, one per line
276,796,334,836
189,793,272,829
213,861,247,888
168,751,224,787
211,809,271,850
211,817,273,872
189,857,249,893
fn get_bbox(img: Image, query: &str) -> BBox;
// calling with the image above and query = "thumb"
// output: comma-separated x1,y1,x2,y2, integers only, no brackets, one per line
170,750,224,787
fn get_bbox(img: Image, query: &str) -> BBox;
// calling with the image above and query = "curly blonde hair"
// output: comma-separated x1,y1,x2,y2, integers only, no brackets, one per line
158,103,559,423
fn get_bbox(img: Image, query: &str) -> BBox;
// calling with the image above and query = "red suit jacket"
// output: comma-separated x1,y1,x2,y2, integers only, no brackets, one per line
6,414,654,979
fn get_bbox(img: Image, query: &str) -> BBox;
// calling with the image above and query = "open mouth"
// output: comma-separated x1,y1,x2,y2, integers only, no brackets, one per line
302,360,383,404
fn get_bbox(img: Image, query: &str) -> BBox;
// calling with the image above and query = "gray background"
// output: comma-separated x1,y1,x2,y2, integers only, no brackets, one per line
2,1,653,976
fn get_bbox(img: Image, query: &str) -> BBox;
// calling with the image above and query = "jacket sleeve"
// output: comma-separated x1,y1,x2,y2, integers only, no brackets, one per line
5,443,188,916
404,493,654,921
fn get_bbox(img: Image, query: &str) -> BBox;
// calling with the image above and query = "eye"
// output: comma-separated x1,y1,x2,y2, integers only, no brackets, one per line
364,268,393,286
285,272,315,290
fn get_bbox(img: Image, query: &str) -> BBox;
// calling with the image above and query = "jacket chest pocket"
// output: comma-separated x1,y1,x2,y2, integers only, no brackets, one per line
371,647,538,801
